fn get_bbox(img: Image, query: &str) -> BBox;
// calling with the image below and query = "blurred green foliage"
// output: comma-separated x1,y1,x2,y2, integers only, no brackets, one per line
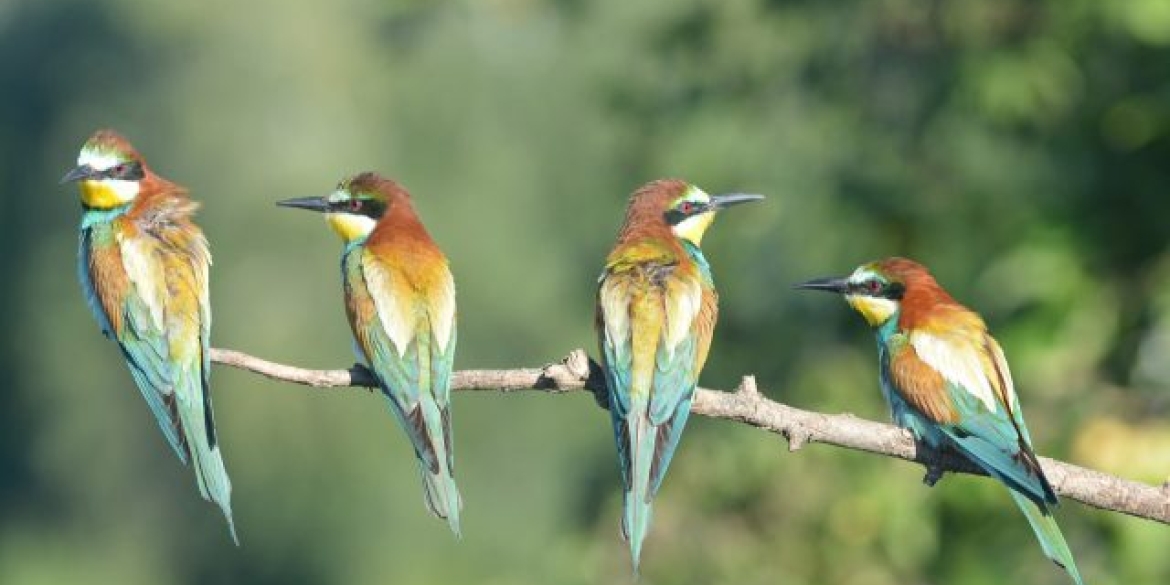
2,0,1169,583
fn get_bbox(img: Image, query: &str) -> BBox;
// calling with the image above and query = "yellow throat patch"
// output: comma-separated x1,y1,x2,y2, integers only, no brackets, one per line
79,179,137,209
671,211,716,246
846,294,899,326
326,213,376,242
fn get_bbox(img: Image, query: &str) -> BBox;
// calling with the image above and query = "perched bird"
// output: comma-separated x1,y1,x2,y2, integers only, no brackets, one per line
60,130,237,542
596,179,762,570
795,257,1082,585
277,173,462,536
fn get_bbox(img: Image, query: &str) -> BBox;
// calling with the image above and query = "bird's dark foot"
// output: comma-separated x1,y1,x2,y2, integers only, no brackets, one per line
919,443,948,487
585,357,610,410
922,463,945,487
350,363,378,391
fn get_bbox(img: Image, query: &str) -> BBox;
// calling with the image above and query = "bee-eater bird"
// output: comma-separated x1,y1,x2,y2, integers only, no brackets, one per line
596,179,763,570
60,129,237,542
277,173,462,536
796,257,1082,585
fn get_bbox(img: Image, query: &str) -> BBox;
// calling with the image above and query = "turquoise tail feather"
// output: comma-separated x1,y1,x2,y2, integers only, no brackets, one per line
936,426,1080,583
420,460,462,538
178,366,237,545
616,394,694,572
382,392,462,537
649,396,692,496
418,385,461,537
622,410,653,573
940,425,1056,507
1007,490,1083,585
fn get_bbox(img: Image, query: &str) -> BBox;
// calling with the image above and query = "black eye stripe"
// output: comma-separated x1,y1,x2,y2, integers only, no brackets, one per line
849,279,905,300
331,197,388,219
664,200,708,226
102,161,144,181
886,282,906,300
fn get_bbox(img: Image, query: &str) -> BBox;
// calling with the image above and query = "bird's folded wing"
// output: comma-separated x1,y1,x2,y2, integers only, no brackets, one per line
598,273,635,417
598,268,706,495
906,330,1054,504
426,265,457,472
117,290,187,459
113,236,201,461
353,250,445,472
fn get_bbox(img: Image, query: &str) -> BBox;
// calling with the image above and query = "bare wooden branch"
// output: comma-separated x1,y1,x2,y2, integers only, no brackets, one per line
208,347,1170,525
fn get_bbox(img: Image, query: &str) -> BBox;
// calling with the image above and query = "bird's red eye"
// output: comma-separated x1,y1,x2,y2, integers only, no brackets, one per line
680,202,694,214
868,280,882,293
113,164,126,175
349,199,362,212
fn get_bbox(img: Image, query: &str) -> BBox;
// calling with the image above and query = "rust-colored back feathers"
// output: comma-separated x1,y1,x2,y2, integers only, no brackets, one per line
875,257,981,333
615,179,689,246
360,174,448,278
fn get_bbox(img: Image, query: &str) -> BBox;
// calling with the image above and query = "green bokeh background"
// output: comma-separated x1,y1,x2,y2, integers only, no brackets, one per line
3,0,1170,583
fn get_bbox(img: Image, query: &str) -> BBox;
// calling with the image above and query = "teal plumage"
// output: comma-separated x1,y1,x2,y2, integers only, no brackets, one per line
878,327,1080,584
64,130,236,542
598,252,711,569
279,173,462,535
596,179,762,570
343,241,461,533
798,257,1082,584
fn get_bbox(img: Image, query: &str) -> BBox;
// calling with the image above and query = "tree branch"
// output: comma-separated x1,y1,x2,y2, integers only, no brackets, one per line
209,347,1170,525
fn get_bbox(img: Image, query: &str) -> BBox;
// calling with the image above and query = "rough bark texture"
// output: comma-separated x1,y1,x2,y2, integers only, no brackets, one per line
209,347,1170,525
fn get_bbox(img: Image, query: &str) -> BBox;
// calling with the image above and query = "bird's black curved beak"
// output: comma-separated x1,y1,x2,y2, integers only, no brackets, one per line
60,165,97,184
276,196,331,213
710,193,765,210
793,276,850,294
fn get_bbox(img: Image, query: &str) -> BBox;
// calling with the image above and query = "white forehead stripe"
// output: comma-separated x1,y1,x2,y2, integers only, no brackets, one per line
682,184,711,202
326,189,349,203
78,148,122,171
849,267,880,284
